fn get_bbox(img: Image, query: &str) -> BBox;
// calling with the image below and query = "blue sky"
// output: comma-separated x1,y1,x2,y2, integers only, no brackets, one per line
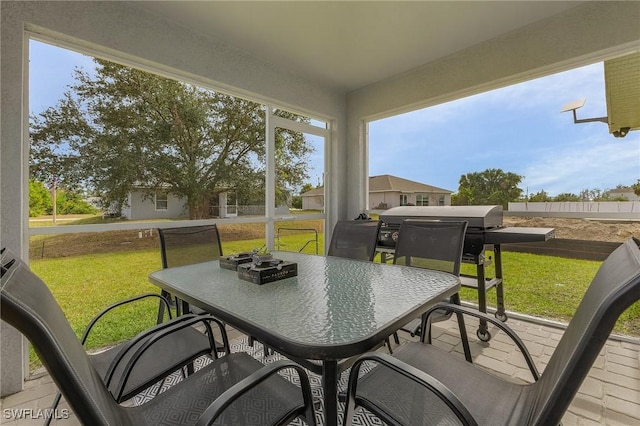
31,40,639,197
370,63,640,196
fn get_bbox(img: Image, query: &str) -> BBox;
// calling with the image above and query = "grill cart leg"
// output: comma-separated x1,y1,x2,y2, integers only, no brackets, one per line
493,244,508,322
460,250,504,342
475,261,491,342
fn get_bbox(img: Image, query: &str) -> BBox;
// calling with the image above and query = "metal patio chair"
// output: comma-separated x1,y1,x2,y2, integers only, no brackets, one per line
47,294,229,410
157,224,224,319
158,224,267,351
392,219,468,342
342,237,640,426
327,219,382,261
41,256,230,421
326,219,393,355
1,249,316,426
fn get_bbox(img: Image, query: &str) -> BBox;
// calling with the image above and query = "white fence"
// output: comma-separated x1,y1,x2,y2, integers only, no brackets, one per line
508,202,640,219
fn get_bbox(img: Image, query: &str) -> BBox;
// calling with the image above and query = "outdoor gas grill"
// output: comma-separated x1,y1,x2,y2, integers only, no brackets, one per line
377,205,555,341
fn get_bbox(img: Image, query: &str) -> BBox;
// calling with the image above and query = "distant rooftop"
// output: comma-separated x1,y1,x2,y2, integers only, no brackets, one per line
302,174,453,196
369,174,452,194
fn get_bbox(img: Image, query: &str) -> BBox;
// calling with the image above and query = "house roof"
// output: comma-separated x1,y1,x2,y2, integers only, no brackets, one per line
369,175,452,194
302,187,324,197
302,175,452,197
608,187,634,194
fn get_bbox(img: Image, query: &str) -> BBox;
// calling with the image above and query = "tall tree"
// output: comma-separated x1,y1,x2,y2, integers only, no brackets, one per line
454,168,523,209
528,190,551,202
632,180,640,197
30,60,313,219
554,193,581,202
29,180,52,217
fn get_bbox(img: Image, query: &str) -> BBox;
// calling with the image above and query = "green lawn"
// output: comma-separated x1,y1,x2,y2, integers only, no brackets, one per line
27,228,639,371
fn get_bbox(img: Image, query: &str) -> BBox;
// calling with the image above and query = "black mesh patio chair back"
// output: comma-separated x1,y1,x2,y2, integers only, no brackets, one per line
392,220,468,337
158,224,223,317
159,224,223,269
327,220,382,261
343,237,640,426
393,219,468,275
1,250,123,424
531,236,640,423
0,249,316,426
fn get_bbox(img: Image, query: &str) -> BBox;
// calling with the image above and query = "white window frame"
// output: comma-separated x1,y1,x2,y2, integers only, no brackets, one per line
416,193,429,206
268,108,329,250
155,190,168,210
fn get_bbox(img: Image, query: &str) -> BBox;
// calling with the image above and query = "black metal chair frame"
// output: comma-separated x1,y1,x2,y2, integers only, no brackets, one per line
9,230,229,419
343,237,640,426
1,249,317,426
44,289,230,424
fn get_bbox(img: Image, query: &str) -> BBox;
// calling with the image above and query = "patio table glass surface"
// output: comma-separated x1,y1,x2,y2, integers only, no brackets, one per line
148,251,460,425
148,251,459,358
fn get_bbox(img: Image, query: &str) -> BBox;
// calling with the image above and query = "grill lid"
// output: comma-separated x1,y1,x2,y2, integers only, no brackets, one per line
379,205,503,229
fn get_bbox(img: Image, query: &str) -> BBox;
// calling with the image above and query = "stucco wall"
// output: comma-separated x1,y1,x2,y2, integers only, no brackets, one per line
302,195,324,211
125,191,188,220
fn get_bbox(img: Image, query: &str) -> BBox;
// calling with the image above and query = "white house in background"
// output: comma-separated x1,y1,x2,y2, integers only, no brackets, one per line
606,187,640,201
121,187,236,220
369,175,453,209
301,186,325,210
301,174,453,211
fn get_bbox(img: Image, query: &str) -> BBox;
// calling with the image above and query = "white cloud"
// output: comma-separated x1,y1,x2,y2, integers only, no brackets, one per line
522,134,640,195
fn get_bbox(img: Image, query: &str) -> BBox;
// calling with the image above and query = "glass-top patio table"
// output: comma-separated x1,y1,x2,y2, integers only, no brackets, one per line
148,251,461,426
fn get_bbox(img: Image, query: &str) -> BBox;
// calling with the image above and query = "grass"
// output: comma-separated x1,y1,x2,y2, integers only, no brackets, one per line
26,217,640,370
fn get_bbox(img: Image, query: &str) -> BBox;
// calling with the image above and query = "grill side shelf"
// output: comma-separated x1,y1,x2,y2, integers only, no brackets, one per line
483,227,555,244
460,275,502,291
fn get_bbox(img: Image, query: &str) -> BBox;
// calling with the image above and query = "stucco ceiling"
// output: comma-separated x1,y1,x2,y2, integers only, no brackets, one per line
133,1,584,92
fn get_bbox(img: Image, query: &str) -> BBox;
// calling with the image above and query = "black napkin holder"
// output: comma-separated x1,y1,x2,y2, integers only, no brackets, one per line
237,261,298,285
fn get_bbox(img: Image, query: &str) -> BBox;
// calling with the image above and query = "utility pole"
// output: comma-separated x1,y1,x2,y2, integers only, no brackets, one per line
51,175,57,224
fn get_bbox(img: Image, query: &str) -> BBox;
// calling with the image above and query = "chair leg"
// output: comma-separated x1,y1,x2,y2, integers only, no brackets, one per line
393,331,400,344
44,392,62,426
450,293,472,362
157,290,170,324
385,337,394,354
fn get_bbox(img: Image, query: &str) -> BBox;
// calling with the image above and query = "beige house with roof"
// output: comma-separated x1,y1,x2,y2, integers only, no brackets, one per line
606,186,640,201
301,174,452,211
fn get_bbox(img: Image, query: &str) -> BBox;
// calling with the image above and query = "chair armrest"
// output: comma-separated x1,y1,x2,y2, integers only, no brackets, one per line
194,359,316,426
106,314,229,401
80,293,173,344
423,302,540,380
344,352,478,426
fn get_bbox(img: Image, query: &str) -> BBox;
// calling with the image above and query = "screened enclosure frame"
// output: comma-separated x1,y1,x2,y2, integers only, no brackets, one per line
25,33,332,253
